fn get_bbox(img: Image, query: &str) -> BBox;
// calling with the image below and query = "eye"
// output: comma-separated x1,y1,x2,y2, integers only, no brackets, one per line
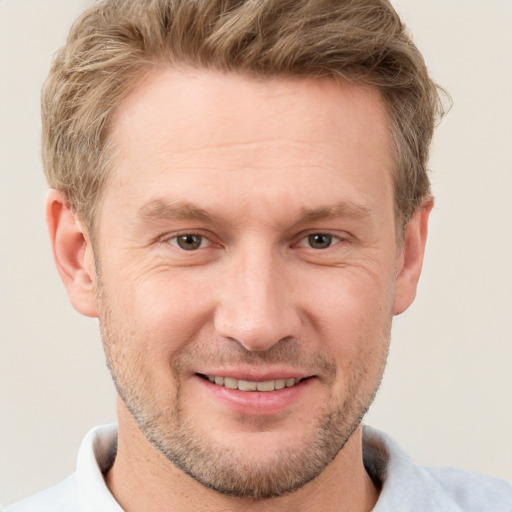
295,233,341,250
307,234,332,249
170,234,209,251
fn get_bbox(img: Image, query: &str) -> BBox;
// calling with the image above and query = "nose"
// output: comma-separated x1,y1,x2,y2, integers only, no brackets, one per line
214,244,301,352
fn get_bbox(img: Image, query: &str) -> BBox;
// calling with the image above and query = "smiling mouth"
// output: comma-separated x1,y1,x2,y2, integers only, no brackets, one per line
197,374,306,392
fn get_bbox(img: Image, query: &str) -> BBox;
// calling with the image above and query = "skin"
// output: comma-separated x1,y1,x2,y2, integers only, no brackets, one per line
47,69,432,512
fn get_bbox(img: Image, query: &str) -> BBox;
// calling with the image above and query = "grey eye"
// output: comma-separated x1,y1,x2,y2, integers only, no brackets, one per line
174,234,204,250
307,234,333,249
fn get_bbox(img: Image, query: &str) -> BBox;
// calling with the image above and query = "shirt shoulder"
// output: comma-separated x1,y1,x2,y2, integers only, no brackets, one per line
3,474,80,512
3,424,121,512
363,425,512,512
425,465,512,511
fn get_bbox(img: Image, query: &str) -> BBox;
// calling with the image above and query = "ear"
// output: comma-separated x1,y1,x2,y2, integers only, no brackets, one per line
393,197,434,315
46,189,98,317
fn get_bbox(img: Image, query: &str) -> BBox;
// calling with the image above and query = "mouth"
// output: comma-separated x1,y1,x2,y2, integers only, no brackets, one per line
197,373,306,392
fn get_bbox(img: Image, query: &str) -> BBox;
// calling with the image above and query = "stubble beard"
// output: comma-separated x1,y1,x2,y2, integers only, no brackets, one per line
124,380,374,500
98,292,390,500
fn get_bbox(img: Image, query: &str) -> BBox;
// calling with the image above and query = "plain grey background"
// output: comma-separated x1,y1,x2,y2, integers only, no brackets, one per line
1,0,511,507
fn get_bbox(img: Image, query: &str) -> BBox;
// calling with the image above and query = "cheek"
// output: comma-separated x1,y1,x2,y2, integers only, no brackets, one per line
103,268,217,355
303,267,394,367
307,265,395,328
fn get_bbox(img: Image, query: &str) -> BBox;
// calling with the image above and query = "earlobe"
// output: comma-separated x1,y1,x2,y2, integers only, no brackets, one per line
46,190,98,318
393,197,433,316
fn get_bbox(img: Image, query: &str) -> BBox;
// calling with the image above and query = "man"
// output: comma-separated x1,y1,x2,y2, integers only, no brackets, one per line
4,0,511,511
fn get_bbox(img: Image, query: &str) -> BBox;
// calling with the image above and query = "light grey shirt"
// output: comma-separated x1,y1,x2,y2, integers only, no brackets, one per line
4,424,512,511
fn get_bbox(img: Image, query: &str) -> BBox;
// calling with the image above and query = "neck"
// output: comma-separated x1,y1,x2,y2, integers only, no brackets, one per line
105,400,379,512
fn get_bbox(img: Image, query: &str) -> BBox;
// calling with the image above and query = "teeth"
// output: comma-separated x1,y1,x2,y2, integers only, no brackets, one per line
224,377,238,389
205,375,302,392
275,379,286,390
257,380,275,392
285,378,295,388
238,380,258,391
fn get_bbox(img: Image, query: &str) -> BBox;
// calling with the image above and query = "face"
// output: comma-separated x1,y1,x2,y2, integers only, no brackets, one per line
91,70,403,498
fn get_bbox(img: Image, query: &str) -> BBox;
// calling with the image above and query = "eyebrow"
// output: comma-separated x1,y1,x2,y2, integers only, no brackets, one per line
295,202,372,225
137,198,372,226
137,199,219,224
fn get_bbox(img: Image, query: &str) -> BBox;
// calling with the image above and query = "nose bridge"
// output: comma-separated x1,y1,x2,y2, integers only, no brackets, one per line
214,239,298,351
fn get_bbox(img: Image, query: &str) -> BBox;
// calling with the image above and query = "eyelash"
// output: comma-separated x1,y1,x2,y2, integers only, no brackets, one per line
164,232,344,251
294,233,342,250
166,232,214,251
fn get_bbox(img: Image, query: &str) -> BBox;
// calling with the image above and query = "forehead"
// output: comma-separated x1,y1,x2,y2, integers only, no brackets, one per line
102,68,393,228
110,68,390,158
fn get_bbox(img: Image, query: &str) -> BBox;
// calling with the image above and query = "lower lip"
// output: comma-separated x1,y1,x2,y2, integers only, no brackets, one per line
197,376,314,416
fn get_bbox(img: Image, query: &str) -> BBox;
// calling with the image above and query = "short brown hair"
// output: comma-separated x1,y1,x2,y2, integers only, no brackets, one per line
42,0,447,235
